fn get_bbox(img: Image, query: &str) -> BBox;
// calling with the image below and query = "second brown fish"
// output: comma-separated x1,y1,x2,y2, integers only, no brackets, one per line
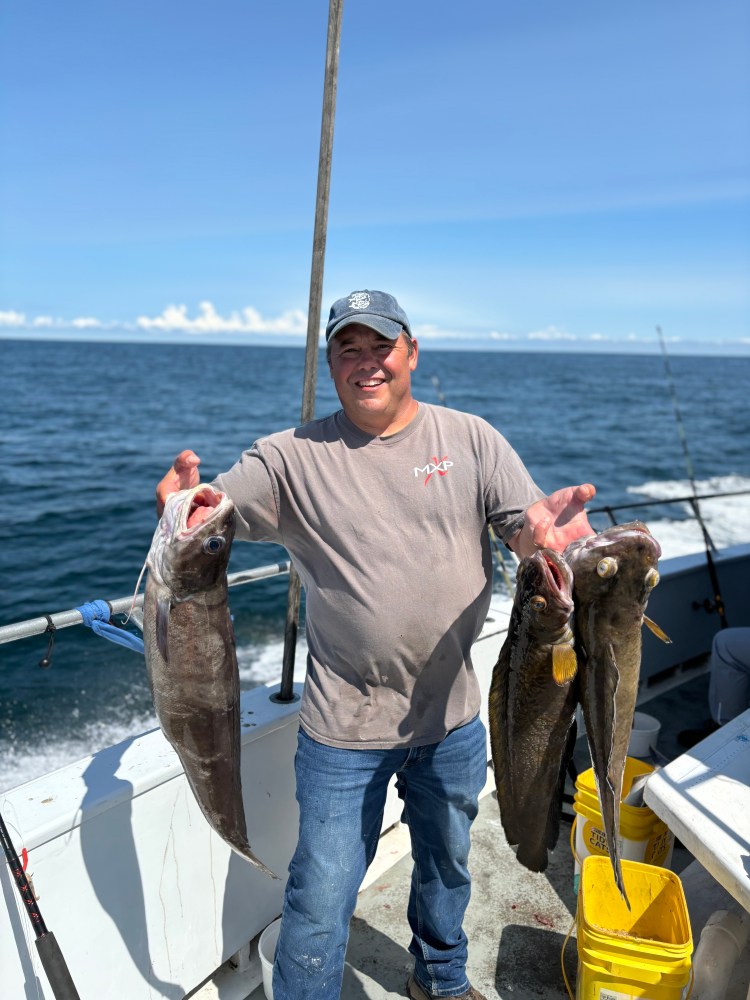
565,520,666,907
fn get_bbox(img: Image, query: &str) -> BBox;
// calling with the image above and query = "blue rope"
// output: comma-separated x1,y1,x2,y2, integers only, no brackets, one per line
75,600,145,655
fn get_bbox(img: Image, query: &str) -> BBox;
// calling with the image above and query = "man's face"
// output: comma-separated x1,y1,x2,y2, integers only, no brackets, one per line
328,324,418,435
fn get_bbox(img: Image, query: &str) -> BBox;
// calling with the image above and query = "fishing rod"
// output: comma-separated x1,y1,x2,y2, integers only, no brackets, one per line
656,325,728,628
0,809,81,999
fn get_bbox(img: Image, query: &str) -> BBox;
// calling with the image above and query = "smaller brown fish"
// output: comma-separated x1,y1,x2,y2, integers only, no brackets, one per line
565,521,670,906
144,484,277,879
489,548,578,872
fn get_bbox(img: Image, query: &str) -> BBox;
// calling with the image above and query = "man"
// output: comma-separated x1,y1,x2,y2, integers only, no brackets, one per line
156,290,595,1000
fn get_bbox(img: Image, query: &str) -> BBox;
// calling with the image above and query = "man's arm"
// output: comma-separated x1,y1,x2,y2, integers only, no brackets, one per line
509,483,596,557
156,449,201,516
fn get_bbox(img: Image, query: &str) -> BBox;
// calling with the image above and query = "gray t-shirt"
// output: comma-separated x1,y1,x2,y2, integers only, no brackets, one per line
214,403,542,749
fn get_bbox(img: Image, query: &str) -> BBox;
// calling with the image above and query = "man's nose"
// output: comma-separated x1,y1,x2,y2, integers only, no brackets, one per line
357,347,379,367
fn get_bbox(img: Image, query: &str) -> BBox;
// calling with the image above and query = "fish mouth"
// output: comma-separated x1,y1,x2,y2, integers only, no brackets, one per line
185,488,223,529
534,549,574,602
170,485,229,538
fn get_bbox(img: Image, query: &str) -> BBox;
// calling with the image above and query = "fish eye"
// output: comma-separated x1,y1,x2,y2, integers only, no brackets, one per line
530,596,547,611
202,536,226,555
597,557,618,578
645,568,660,589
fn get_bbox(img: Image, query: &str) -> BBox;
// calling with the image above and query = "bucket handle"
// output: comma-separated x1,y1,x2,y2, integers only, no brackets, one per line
560,915,576,1000
570,816,581,866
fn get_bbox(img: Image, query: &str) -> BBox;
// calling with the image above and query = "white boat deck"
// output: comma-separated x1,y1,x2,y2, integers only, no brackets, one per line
645,705,750,912
197,779,581,1000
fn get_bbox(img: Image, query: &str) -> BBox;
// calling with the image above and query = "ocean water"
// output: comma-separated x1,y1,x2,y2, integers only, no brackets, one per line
1,339,749,792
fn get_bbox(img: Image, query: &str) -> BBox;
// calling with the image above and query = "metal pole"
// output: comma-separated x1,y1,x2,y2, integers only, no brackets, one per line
276,0,345,703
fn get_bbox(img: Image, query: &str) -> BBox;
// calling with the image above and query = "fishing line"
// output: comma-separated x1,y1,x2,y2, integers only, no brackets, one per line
126,557,149,623
656,326,728,628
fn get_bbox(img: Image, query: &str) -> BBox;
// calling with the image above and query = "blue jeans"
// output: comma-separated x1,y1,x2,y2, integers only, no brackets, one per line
272,715,487,999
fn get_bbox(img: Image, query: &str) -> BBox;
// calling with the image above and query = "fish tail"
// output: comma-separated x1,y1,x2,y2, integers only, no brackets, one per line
615,862,631,910
235,843,280,880
515,838,549,873
599,780,631,909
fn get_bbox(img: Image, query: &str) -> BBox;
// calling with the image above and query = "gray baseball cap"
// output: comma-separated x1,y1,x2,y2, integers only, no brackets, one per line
325,290,412,342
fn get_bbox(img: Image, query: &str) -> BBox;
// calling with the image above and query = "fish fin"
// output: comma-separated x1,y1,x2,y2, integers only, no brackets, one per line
552,644,578,685
156,597,171,662
643,615,672,644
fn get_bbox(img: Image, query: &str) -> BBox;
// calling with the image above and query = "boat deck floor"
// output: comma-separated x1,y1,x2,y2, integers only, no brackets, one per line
238,668,749,1000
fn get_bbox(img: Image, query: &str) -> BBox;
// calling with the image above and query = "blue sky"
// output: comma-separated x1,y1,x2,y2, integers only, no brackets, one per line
1,1,749,353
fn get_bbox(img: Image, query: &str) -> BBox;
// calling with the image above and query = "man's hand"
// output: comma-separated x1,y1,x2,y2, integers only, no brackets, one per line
510,483,596,558
156,450,201,517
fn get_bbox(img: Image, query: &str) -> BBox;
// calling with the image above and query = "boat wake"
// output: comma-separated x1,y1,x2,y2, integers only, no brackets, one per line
627,474,750,560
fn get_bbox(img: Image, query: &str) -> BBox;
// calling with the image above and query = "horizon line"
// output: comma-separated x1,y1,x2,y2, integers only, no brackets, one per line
2,330,749,358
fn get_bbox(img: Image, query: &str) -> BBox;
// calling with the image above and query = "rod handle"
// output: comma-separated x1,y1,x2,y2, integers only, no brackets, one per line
35,932,81,1000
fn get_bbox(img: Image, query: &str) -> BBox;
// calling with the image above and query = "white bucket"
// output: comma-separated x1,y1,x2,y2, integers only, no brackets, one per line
258,917,281,1000
628,711,661,758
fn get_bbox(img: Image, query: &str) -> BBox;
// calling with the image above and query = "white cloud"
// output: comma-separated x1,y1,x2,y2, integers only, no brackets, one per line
135,301,307,335
71,317,103,329
1,310,107,330
0,310,27,326
527,326,576,341
411,322,458,341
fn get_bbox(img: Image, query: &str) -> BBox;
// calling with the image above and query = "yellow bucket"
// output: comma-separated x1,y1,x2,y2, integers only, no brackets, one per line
572,758,674,892
576,856,692,1000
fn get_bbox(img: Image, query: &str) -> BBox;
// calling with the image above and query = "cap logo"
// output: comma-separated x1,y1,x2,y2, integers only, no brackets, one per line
348,292,371,310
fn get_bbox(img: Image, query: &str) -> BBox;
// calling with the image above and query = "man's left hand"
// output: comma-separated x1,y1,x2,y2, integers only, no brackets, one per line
511,484,596,558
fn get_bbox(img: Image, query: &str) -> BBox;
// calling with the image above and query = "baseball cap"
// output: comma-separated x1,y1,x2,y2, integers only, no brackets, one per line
325,290,412,342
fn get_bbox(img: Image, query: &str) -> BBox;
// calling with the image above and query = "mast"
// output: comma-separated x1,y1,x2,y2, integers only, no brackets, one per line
275,0,345,702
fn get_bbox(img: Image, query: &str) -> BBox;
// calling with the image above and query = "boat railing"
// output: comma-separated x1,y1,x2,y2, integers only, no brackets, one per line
1,487,747,647
0,560,291,646
588,489,747,531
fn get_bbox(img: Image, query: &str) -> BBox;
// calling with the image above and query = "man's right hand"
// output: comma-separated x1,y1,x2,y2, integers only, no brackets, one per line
156,450,201,516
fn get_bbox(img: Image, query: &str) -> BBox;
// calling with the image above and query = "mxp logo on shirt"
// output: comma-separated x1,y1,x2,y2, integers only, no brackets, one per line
414,455,453,486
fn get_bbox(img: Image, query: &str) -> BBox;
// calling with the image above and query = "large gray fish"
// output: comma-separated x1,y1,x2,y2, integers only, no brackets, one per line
489,548,578,872
143,483,277,879
565,521,669,906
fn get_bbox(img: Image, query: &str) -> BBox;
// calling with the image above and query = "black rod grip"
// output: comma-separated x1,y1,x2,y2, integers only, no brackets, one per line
35,932,81,1000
